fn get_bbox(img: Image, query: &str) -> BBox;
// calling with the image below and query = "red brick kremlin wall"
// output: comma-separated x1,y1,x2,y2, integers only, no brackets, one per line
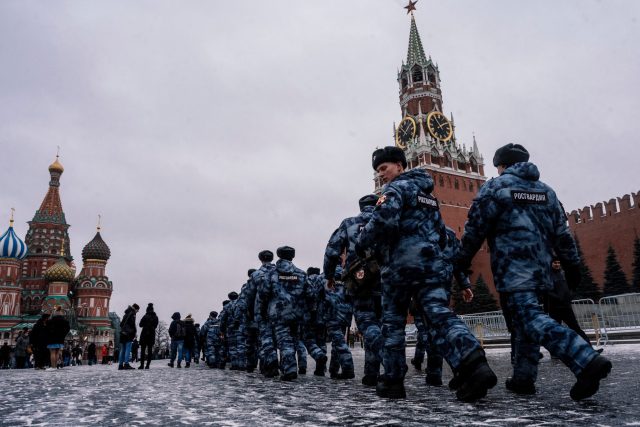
568,192,640,289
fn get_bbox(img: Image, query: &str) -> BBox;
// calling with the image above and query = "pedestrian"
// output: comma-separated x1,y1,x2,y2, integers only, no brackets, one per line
118,303,140,370
304,267,328,376
202,311,224,368
14,329,29,369
457,143,612,401
138,303,159,369
45,306,70,371
236,269,259,372
545,257,600,352
356,146,495,401
324,268,355,380
183,314,197,368
193,323,201,365
30,313,49,369
0,342,10,369
87,342,97,366
107,340,114,365
167,312,185,368
131,338,139,363
72,344,83,366
101,343,108,364
258,246,307,381
324,193,383,386
225,292,246,370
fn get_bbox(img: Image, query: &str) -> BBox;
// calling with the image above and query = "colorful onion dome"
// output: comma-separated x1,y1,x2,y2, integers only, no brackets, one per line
82,230,111,261
0,216,27,259
44,256,76,283
48,155,64,174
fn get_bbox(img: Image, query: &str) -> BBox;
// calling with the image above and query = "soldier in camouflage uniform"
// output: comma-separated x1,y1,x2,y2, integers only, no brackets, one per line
304,267,328,376
218,300,231,369
457,143,612,400
236,268,258,373
258,246,307,381
323,267,355,379
201,311,224,368
324,194,383,386
253,250,279,377
226,291,247,370
356,146,494,401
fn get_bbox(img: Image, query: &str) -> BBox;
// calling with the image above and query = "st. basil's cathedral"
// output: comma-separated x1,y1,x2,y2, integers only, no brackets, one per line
0,156,115,346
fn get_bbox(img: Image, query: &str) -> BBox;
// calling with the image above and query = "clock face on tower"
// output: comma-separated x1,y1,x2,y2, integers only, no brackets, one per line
395,116,417,149
426,111,453,142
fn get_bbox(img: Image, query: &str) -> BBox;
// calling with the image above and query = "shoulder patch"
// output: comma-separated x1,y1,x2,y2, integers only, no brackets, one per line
417,193,439,210
278,274,299,282
511,190,548,204
376,195,387,206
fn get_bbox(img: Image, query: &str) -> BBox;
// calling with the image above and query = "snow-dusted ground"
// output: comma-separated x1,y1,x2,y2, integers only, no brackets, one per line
1,345,639,426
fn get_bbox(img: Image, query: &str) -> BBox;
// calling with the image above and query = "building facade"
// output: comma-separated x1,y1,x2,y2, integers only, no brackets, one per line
0,157,114,349
377,10,494,293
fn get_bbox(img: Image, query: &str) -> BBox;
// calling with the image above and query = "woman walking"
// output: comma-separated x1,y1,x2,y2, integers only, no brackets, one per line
45,306,70,370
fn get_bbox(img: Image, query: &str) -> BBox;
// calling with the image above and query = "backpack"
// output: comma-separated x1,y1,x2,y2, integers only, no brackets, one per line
174,320,185,339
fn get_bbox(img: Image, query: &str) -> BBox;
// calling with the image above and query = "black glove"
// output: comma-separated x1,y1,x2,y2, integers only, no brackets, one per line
564,265,581,291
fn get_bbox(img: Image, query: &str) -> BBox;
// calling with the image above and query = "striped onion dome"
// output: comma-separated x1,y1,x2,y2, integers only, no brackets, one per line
44,256,76,283
0,223,27,259
82,231,111,261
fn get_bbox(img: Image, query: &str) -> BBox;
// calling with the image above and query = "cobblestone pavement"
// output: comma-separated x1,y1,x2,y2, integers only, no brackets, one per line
1,345,638,426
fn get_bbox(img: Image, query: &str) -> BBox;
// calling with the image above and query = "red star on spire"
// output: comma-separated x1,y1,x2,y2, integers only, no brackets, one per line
404,0,418,14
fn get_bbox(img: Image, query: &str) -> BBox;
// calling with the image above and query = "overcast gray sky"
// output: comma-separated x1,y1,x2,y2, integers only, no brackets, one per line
1,0,639,324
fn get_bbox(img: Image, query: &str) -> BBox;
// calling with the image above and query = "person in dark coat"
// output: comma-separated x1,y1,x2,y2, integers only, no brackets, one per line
30,313,50,369
118,303,140,370
183,314,197,368
0,342,10,369
87,342,97,365
14,329,29,369
45,306,70,370
138,303,159,369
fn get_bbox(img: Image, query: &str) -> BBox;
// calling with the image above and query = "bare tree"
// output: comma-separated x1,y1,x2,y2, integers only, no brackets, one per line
154,320,170,358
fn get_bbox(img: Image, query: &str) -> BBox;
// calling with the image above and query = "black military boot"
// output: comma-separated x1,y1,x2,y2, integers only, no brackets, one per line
570,355,612,401
298,367,307,375
448,372,463,390
337,370,355,380
376,375,406,399
313,355,327,376
361,374,378,387
280,372,298,381
330,371,339,379
410,358,422,371
455,350,497,402
505,377,536,395
264,363,280,378
425,373,443,386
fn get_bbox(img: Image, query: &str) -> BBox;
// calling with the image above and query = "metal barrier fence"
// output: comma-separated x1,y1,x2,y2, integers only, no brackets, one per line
459,293,640,346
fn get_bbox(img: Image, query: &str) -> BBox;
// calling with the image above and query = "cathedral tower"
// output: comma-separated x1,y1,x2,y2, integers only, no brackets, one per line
0,211,27,323
20,156,72,314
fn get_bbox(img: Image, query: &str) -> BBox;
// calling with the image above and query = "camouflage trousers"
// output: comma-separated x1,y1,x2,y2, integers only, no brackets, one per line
413,305,445,378
382,284,480,381
258,322,278,371
205,333,224,368
503,291,599,382
245,325,259,371
296,339,307,371
327,323,354,374
302,323,327,362
226,324,247,369
353,305,383,378
274,322,301,376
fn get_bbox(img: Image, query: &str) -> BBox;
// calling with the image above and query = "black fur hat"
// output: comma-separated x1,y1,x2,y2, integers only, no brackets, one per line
276,246,295,261
307,267,321,275
492,143,529,167
209,311,218,318
228,291,238,300
146,303,154,313
248,268,257,277
258,250,274,262
359,194,378,211
372,146,407,170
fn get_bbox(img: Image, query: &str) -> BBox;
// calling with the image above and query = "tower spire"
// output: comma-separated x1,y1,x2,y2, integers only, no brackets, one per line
9,208,14,227
97,214,102,232
406,5,427,66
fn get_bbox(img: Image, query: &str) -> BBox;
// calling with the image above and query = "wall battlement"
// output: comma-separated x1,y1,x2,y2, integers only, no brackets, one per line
567,191,640,289
568,191,640,226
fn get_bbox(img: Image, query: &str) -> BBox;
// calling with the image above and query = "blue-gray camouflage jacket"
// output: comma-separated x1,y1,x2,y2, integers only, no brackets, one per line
324,280,353,327
324,206,375,280
305,273,326,327
252,263,276,325
236,277,258,328
258,259,307,325
457,162,580,293
357,168,448,287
